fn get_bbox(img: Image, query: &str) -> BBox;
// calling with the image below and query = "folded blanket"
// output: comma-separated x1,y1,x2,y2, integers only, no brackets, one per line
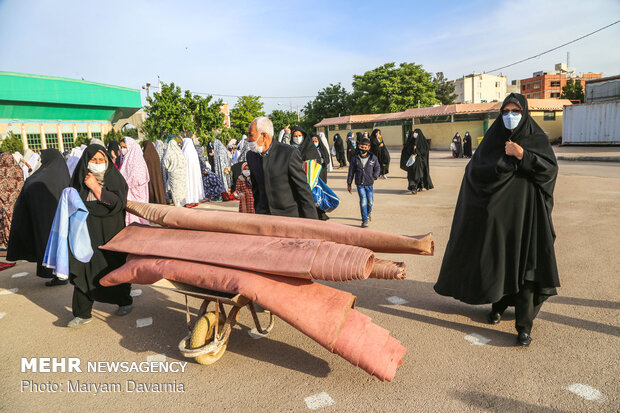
100,224,375,282
125,201,433,255
101,255,406,382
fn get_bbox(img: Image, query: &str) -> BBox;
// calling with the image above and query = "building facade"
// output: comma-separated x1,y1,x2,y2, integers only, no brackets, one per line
585,75,620,103
0,71,142,152
315,99,571,149
520,63,602,99
453,73,509,104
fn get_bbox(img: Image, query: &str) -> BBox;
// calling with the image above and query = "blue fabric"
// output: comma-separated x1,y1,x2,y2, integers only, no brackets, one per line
347,152,381,186
43,187,93,280
312,177,340,212
357,185,374,222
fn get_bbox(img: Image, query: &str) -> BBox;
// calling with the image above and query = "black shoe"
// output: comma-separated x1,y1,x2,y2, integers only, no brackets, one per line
488,311,501,324
517,332,532,346
45,277,68,287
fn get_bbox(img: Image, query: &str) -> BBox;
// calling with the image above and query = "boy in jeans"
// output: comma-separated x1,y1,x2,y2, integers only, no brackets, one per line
347,138,381,228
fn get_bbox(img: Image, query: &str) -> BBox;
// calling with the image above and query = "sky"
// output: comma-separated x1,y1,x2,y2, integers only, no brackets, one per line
1,0,619,113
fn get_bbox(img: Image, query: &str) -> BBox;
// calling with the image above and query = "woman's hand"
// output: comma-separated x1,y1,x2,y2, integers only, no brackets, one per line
505,140,524,160
84,173,100,190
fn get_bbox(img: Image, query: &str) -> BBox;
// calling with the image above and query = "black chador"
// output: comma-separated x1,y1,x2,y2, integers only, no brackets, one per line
434,93,560,345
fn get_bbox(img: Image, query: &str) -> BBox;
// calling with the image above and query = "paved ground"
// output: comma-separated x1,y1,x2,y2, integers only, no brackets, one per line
1,151,619,412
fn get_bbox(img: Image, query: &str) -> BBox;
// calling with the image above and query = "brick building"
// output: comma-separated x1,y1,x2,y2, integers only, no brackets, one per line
520,62,602,99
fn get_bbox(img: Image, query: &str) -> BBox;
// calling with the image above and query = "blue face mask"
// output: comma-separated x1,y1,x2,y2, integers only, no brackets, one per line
314,141,319,147
502,112,522,130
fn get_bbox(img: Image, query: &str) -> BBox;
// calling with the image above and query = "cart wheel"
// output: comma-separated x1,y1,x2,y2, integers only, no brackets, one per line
190,311,228,365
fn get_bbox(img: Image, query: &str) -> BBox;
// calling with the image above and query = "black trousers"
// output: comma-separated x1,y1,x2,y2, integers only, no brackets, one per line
72,284,133,318
492,282,546,335
36,259,55,278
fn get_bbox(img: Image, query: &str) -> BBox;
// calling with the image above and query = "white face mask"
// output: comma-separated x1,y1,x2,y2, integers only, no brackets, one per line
242,170,251,177
247,141,263,154
292,136,303,145
502,112,522,130
121,148,128,155
413,133,418,138
88,162,106,174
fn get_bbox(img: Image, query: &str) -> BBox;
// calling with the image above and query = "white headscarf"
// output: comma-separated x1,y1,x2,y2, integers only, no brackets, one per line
182,137,205,203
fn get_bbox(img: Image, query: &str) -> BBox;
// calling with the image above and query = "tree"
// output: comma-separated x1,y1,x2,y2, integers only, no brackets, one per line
351,62,438,114
560,79,584,102
0,131,24,153
183,92,225,140
302,83,352,131
214,128,239,146
433,72,457,105
230,95,265,137
269,109,299,135
104,129,123,145
142,82,194,140
121,127,139,138
74,134,91,148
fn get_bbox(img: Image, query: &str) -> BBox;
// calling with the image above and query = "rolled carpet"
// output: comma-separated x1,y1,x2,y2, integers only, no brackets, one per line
369,259,407,280
100,255,406,382
126,201,433,255
100,224,375,282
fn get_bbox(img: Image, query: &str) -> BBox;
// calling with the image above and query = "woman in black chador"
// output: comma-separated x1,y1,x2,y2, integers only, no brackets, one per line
7,149,71,285
400,131,420,194
67,144,133,328
333,133,346,168
434,93,560,346
369,129,390,178
451,132,463,158
463,131,473,158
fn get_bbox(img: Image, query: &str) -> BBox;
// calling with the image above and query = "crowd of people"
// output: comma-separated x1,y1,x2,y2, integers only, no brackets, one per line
0,93,560,345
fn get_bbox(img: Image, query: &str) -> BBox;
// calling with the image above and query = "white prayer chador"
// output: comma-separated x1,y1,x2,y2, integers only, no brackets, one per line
162,139,188,207
182,138,204,204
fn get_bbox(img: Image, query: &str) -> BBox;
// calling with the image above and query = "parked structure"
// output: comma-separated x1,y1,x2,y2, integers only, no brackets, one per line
585,75,620,103
0,71,142,152
315,99,571,149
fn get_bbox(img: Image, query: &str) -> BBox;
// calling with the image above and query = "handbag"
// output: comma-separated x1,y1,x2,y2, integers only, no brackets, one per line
312,177,340,212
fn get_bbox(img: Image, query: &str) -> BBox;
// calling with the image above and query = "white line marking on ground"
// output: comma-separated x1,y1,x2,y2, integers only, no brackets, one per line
130,289,142,297
464,333,491,346
248,328,268,339
136,317,153,328
386,296,408,305
0,288,18,295
566,383,606,403
146,354,166,362
304,392,336,410
11,272,28,278
0,312,6,320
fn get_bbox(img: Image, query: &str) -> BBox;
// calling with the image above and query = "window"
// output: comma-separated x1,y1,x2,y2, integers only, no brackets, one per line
533,82,541,89
495,82,500,87
351,122,374,129
522,85,526,91
77,132,88,142
477,82,482,88
543,111,556,121
62,133,75,149
27,133,42,152
45,133,59,149
550,81,561,87
550,92,561,98
91,132,102,140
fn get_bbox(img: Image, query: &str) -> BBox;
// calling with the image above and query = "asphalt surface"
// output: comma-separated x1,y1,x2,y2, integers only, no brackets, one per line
1,152,619,412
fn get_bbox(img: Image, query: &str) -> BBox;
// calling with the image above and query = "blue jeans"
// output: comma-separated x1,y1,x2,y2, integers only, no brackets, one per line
356,185,374,222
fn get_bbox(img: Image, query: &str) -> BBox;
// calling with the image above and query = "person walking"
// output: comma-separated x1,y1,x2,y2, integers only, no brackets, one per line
347,138,380,228
463,131,473,158
333,133,347,168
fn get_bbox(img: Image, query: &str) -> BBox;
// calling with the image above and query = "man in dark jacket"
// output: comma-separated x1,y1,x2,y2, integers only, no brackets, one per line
246,117,318,219
347,138,381,228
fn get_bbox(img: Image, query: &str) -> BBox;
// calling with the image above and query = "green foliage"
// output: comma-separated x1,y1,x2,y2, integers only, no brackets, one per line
560,79,584,102
269,109,299,134
351,62,438,114
0,131,24,154
142,82,225,141
122,127,139,138
215,128,240,146
104,129,123,145
230,95,265,137
433,72,457,105
302,83,352,131
74,135,91,148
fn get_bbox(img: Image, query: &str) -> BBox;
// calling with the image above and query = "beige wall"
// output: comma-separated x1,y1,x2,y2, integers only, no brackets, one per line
412,120,486,149
454,73,508,104
324,125,404,147
530,111,564,140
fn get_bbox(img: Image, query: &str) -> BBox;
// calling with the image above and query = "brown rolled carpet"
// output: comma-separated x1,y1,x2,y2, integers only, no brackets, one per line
100,255,406,382
125,201,433,255
369,259,407,280
101,224,375,282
